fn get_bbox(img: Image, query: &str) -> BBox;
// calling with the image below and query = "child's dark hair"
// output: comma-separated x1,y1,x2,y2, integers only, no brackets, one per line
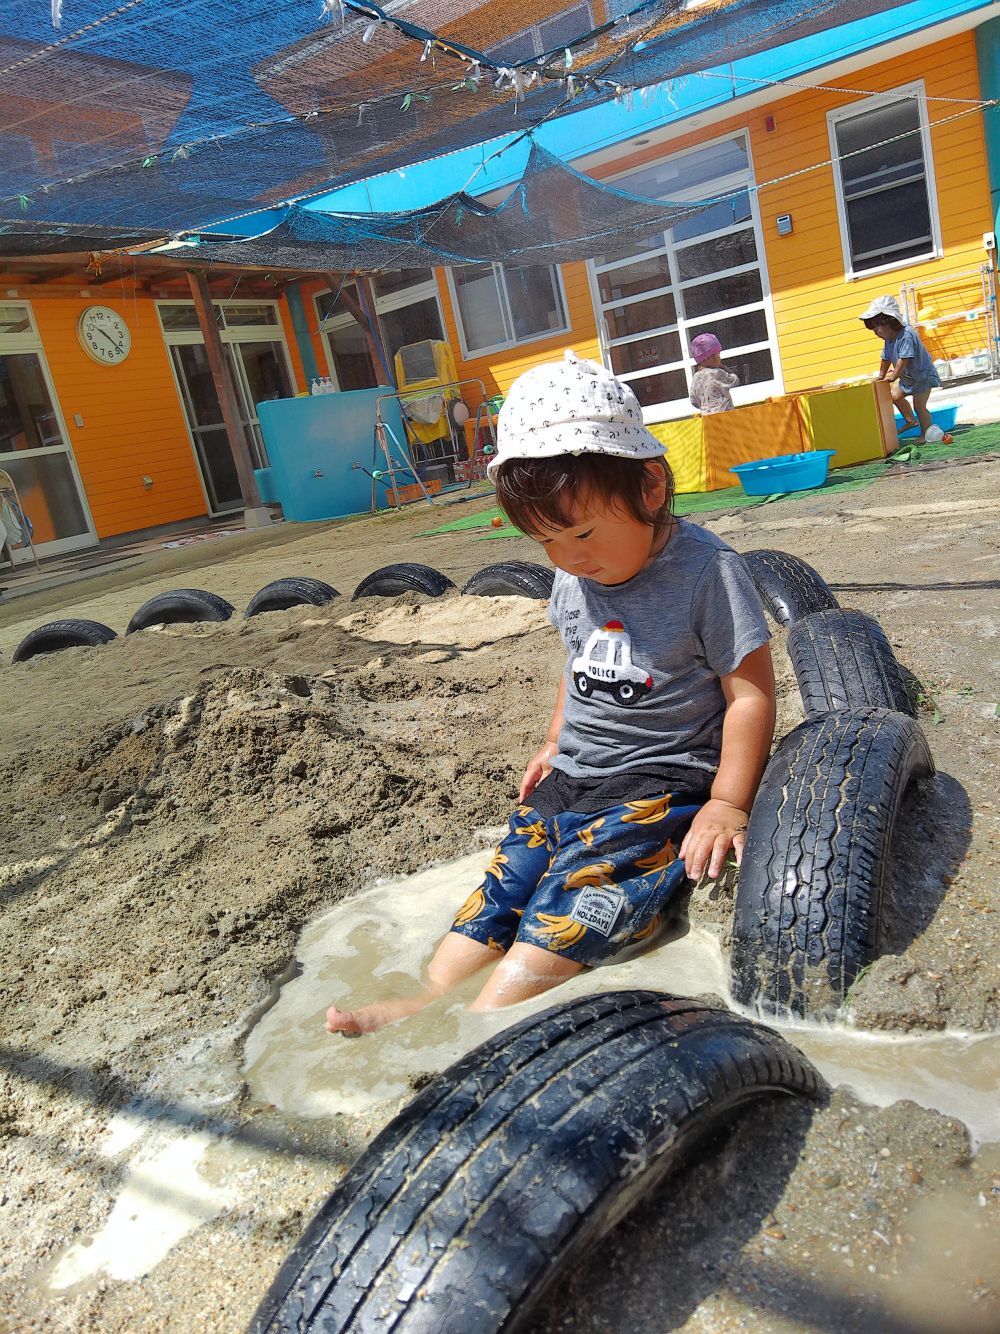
493,453,674,538
864,315,903,334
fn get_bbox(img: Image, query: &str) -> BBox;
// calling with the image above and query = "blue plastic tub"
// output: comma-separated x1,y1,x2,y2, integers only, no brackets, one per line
894,404,958,438
730,450,836,496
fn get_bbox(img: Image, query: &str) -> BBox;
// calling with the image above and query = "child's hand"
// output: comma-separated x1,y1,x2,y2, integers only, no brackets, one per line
679,799,750,882
519,740,558,803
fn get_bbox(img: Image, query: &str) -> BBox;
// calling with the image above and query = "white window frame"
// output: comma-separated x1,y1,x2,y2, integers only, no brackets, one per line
0,300,96,557
314,280,370,391
314,275,447,388
445,262,571,359
586,127,782,421
827,81,942,282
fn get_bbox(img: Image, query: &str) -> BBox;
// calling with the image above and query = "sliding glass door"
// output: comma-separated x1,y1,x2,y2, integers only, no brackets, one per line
0,304,94,560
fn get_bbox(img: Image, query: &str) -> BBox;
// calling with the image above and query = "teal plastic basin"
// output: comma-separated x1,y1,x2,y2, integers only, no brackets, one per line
729,450,836,496
895,404,958,438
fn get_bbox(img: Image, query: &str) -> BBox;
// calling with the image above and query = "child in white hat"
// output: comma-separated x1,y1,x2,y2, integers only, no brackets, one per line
860,295,941,438
327,351,775,1035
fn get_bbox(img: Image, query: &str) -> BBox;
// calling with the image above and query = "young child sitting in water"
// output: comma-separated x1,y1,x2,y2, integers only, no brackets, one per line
326,350,775,1036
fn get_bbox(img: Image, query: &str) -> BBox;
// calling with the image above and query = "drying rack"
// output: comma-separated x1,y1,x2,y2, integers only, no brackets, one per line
363,378,499,513
899,263,999,376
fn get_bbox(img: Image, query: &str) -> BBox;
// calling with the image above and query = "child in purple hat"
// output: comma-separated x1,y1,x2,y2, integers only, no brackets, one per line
689,332,739,414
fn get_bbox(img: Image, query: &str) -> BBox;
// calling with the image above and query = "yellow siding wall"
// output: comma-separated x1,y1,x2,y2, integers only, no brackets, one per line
753,31,994,390
269,32,994,450
30,294,207,538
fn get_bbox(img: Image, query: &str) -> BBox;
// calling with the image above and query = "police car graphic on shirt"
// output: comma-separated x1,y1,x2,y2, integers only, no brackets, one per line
571,620,653,706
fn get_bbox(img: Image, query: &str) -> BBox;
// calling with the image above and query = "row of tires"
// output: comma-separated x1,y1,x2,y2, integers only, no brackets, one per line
249,549,931,1334
8,561,554,665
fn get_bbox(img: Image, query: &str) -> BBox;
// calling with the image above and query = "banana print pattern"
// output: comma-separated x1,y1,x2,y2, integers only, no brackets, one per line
561,860,616,890
483,849,509,881
630,913,662,944
516,818,550,849
634,840,677,873
450,792,703,966
576,817,606,847
620,794,675,824
534,913,589,951
453,886,486,927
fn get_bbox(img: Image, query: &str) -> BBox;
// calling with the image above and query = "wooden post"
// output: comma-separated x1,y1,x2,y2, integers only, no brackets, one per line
324,271,396,388
186,269,268,522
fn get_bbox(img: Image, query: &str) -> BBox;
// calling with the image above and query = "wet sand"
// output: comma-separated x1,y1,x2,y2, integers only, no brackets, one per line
1,459,999,1332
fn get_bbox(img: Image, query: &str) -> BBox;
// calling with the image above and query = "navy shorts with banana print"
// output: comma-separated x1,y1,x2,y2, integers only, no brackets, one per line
450,793,702,966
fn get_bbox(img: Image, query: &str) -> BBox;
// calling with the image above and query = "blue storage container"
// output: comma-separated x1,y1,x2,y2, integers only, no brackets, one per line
257,387,405,521
894,404,958,438
730,450,836,496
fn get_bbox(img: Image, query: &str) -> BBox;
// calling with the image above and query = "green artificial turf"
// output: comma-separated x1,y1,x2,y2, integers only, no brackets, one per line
418,421,1000,536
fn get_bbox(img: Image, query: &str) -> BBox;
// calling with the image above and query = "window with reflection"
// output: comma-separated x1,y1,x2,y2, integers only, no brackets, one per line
590,133,778,414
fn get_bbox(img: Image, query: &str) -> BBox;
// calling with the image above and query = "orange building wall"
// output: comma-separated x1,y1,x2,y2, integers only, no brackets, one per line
30,293,207,538
294,278,336,380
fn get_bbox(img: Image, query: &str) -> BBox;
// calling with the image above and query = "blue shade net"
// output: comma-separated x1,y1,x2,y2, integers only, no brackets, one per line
0,0,901,256
183,143,743,271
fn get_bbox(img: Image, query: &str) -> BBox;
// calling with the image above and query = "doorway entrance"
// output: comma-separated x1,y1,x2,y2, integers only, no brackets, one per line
0,302,95,562
159,301,295,514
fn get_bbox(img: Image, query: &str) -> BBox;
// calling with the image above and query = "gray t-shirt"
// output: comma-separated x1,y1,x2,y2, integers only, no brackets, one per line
883,325,941,392
547,520,770,783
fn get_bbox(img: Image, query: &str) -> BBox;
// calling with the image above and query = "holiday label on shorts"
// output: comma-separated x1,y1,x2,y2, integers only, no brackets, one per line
570,886,626,937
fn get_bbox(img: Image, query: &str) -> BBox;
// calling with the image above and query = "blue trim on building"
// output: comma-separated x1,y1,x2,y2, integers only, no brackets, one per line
976,17,1000,234
285,282,320,384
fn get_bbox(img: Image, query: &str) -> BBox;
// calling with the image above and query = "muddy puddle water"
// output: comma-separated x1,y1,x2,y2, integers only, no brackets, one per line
244,850,1000,1148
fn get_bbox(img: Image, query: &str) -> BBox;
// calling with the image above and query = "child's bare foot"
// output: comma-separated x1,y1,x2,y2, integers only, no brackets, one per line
325,996,429,1036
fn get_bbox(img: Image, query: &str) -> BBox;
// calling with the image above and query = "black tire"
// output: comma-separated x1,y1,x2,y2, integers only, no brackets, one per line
575,672,592,697
126,588,235,634
731,708,934,1019
351,563,455,600
11,618,117,664
742,548,838,626
461,561,555,599
788,608,914,719
249,992,822,1334
244,577,340,618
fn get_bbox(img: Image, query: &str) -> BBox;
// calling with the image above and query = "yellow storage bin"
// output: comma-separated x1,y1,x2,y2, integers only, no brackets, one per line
798,380,894,468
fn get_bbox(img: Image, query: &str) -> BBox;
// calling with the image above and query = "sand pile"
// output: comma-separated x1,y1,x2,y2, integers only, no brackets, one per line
2,461,999,1333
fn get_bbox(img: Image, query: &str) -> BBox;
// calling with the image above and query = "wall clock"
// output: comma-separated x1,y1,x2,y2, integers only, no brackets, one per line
78,305,132,366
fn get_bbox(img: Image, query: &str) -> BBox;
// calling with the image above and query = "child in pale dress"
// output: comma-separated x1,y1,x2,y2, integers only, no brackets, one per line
689,332,740,414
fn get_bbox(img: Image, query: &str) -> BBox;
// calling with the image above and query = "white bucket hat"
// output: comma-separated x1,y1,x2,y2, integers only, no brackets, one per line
487,349,666,480
859,295,904,324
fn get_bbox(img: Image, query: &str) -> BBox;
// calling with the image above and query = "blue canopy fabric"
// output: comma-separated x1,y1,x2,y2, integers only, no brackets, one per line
0,0,903,252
